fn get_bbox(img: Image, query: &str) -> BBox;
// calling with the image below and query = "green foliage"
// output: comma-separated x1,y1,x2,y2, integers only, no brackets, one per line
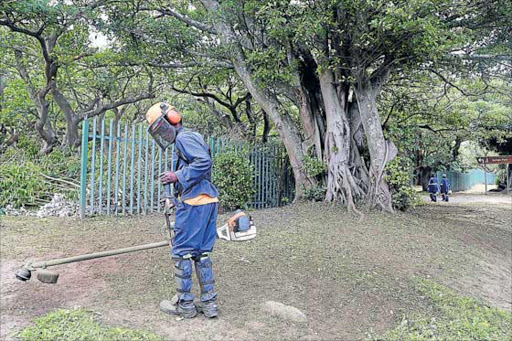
385,157,418,211
246,46,292,86
0,161,49,208
212,149,255,210
14,135,40,158
18,309,163,341
378,279,512,340
39,148,81,179
303,186,326,202
0,141,80,208
383,76,512,177
302,154,326,178
495,165,510,188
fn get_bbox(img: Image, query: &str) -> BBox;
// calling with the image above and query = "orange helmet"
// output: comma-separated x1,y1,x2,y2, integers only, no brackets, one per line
146,102,181,126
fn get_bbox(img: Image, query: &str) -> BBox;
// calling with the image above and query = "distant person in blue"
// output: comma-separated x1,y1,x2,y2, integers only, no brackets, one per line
440,173,451,202
428,173,439,202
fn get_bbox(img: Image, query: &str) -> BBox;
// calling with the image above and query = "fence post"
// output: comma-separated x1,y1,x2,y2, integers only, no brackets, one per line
98,118,105,214
122,124,129,214
79,118,90,219
484,161,488,194
137,124,143,214
106,119,114,215
144,129,149,214
150,139,156,212
89,117,97,215
114,122,121,215
507,164,510,194
129,124,136,215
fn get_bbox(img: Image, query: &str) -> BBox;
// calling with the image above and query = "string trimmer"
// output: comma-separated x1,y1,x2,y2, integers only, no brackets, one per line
15,184,175,285
15,102,179,285
13,196,254,285
15,102,256,285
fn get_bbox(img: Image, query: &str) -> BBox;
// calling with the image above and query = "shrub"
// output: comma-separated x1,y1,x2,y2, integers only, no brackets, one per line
495,164,510,189
303,186,326,201
39,148,81,179
303,153,326,177
212,149,255,210
0,145,80,208
0,161,51,208
385,157,418,211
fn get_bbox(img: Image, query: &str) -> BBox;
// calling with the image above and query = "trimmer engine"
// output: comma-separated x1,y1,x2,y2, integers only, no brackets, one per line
217,209,256,241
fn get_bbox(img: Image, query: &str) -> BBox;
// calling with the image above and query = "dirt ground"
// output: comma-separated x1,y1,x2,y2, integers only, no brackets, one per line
1,193,511,340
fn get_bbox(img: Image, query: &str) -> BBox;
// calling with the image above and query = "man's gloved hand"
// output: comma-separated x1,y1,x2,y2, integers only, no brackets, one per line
160,171,178,184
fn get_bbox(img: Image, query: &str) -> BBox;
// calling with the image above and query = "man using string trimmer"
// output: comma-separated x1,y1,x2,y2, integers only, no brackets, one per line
146,102,219,319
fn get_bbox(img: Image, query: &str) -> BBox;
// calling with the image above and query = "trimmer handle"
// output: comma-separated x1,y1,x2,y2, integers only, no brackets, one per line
162,183,175,215
163,183,172,199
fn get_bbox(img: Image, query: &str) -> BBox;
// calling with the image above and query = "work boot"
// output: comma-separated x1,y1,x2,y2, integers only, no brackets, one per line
195,299,219,318
194,253,219,318
160,295,197,319
161,256,197,318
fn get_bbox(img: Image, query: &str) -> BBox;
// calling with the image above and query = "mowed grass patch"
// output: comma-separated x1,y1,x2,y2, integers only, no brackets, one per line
18,309,163,341
376,279,512,340
2,200,510,340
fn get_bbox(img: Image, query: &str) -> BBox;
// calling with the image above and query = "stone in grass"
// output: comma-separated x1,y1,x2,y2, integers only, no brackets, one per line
262,301,307,323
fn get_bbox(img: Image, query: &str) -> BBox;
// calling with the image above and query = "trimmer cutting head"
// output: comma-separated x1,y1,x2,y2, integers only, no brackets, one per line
15,267,59,284
15,267,31,281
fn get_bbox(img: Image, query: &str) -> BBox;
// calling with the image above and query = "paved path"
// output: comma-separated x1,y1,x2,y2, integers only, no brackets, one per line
421,192,511,205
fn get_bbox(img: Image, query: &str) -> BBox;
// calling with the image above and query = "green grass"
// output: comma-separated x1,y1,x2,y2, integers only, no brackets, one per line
378,279,512,340
18,309,163,341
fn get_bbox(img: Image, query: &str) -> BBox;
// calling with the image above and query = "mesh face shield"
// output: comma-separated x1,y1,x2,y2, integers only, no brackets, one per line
148,114,176,150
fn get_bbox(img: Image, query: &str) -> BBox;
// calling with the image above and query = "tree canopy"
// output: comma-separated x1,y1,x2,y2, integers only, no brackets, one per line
1,0,510,209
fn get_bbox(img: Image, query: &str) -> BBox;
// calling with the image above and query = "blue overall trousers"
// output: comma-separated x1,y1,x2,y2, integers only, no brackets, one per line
171,128,219,303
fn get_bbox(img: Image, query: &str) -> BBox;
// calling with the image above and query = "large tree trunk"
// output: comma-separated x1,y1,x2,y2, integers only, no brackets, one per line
348,103,370,195
201,0,316,199
237,66,315,198
34,90,58,154
287,49,323,159
418,166,432,191
354,82,395,212
319,70,364,209
452,136,462,161
261,110,270,144
51,86,82,148
14,50,57,153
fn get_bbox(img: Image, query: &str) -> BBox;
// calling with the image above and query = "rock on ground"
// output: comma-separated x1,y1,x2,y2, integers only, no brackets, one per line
262,301,307,323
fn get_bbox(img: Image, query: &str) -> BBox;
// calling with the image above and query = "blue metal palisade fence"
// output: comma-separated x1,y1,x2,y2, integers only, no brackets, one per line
435,170,497,192
79,117,294,218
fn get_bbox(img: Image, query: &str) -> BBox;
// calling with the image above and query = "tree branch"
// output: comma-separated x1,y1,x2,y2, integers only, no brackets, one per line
88,60,233,69
418,124,461,134
157,8,217,34
171,86,232,109
0,19,52,65
428,68,487,97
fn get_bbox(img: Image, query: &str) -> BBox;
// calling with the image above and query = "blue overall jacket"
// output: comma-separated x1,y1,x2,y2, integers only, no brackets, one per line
428,177,439,194
440,178,450,194
173,127,219,201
